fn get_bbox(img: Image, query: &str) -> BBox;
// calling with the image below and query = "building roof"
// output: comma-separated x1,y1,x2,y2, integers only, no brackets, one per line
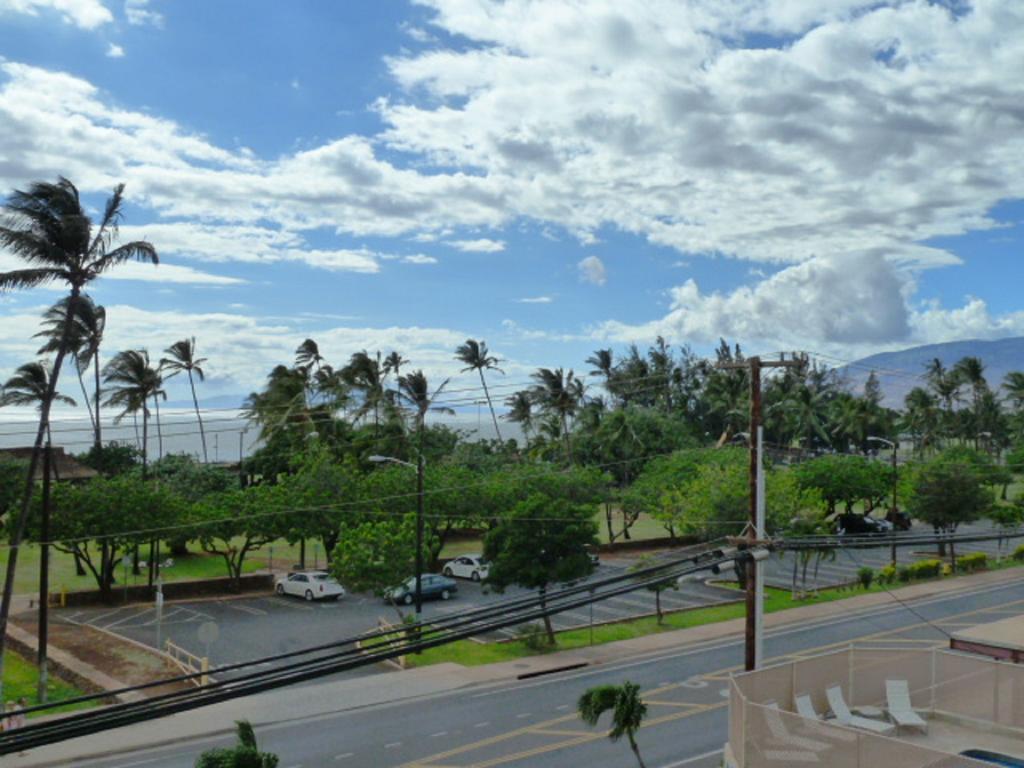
951,614,1024,654
0,447,99,482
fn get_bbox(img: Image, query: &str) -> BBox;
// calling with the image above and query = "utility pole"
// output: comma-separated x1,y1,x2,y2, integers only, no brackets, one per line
718,354,803,671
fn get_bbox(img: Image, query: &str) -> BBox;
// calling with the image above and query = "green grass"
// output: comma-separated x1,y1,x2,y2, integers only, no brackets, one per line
2,650,93,717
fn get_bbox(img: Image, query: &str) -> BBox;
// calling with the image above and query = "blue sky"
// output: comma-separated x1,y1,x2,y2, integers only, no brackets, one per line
1,0,1024,406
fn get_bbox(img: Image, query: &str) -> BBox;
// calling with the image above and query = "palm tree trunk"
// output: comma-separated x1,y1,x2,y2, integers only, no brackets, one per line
142,408,149,479
628,733,647,768
189,370,208,463
478,370,503,442
76,364,96,435
153,396,163,461
93,350,102,450
0,289,80,700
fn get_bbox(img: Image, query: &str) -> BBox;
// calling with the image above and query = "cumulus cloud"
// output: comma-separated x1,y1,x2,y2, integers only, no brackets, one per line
401,254,438,265
577,255,607,286
124,0,161,27
517,296,553,304
0,0,112,28
446,238,505,253
105,42,124,58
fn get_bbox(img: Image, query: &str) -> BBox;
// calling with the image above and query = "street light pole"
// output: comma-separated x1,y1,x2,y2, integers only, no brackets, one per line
369,453,424,616
868,436,898,566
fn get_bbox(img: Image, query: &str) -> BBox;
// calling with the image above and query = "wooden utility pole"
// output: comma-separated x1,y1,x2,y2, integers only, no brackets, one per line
718,354,803,670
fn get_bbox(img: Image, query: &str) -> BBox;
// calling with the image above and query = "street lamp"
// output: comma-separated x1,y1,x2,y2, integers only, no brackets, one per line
369,454,425,616
867,436,898,566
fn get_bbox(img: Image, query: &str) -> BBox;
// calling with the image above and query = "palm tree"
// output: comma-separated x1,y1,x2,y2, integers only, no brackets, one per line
504,390,534,446
0,362,76,418
529,368,583,462
34,296,105,443
397,370,455,431
1003,371,1024,411
196,720,279,768
161,338,209,462
342,350,387,434
586,348,617,403
577,681,648,768
383,350,408,380
294,338,323,374
0,177,157,686
455,339,504,442
103,350,165,476
785,383,832,451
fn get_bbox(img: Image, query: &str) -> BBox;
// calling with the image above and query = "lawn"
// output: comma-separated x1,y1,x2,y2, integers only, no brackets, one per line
2,650,92,716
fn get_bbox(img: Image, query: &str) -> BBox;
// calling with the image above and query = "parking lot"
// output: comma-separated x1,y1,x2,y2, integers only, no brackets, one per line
53,521,1016,680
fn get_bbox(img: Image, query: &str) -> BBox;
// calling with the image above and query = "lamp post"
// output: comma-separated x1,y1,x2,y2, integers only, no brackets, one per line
867,436,898,566
369,454,424,616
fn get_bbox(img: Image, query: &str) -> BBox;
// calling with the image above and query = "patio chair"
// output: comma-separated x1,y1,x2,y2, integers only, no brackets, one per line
885,679,928,733
764,702,831,752
826,685,896,735
794,694,858,742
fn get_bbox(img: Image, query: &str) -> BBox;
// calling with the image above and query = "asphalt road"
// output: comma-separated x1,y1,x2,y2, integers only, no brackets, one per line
61,568,1024,768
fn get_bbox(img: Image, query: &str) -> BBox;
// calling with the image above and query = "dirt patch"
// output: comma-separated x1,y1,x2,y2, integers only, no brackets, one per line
13,618,191,698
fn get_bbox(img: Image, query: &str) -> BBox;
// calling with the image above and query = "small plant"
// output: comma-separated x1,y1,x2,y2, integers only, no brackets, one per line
878,565,897,585
956,552,988,573
897,565,912,583
942,563,953,577
1013,543,1024,562
195,720,279,768
907,559,942,580
857,567,875,590
516,622,553,652
578,681,649,768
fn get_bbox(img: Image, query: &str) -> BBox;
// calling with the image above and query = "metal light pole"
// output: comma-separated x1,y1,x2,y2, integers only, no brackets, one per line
369,454,424,615
37,441,51,702
868,436,898,566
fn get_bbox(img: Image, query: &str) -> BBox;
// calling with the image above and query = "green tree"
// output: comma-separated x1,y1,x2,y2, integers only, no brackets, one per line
190,485,285,590
161,337,210,463
529,367,584,463
0,455,26,521
0,177,157,684
793,455,891,517
455,339,505,442
906,451,994,568
577,681,648,768
103,349,166,475
194,720,279,768
78,442,141,477
0,361,77,419
484,494,598,645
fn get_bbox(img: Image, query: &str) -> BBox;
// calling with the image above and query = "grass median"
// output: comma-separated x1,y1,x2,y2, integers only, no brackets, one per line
2,650,94,717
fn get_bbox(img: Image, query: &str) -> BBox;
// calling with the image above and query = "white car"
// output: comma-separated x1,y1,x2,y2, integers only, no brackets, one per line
442,554,490,582
275,571,346,601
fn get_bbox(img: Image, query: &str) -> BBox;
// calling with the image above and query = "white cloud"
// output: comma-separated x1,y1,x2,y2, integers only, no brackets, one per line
446,238,505,253
124,0,160,27
401,254,438,265
577,255,607,286
0,0,112,28
517,296,553,304
105,42,124,58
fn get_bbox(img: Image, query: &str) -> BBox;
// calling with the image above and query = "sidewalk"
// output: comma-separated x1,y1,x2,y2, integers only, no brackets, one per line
7,566,1023,767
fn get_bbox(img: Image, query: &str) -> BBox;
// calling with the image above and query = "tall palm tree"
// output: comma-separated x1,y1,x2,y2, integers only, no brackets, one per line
342,350,387,434
586,348,616,402
396,370,455,432
1003,371,1024,411
103,350,165,475
529,367,583,462
504,390,534,446
0,177,157,686
577,681,648,768
455,339,504,442
382,350,408,380
294,338,323,374
161,338,209,462
34,296,104,441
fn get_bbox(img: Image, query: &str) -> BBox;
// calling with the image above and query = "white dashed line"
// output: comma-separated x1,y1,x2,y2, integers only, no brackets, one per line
333,753,354,761
384,742,402,749
474,721,490,728
515,712,531,719
556,704,570,711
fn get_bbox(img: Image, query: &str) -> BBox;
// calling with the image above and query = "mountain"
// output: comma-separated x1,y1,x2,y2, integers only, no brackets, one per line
841,337,1024,406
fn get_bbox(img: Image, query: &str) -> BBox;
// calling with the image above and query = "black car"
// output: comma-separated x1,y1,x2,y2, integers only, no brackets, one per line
384,574,458,605
835,512,894,535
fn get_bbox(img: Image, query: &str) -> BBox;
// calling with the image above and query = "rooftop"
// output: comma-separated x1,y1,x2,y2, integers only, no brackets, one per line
726,646,1024,768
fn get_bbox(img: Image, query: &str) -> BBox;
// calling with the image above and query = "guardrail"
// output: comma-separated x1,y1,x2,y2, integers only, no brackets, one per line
164,640,209,687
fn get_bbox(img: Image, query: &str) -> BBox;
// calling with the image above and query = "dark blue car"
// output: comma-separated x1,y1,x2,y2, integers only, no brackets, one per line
384,574,458,605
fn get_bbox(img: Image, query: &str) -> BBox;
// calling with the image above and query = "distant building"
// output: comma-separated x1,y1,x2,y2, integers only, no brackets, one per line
951,615,1024,665
0,446,98,483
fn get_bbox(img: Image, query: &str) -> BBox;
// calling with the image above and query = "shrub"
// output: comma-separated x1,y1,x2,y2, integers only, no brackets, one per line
878,565,897,585
942,563,953,577
897,565,912,583
956,552,988,573
516,622,553,652
1013,543,1024,562
857,567,875,590
907,559,943,580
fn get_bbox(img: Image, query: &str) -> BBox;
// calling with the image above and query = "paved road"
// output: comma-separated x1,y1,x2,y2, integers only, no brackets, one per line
61,569,1024,768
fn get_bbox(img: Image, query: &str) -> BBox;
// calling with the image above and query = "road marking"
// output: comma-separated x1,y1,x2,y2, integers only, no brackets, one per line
333,753,354,761
385,742,402,749
430,731,448,738
659,748,725,767
474,721,490,728
515,712,531,719
222,601,267,616
555,704,569,711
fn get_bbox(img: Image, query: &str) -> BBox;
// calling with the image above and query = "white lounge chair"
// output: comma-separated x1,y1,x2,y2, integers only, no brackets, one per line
764,702,831,752
794,694,858,742
885,679,928,733
826,685,896,735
